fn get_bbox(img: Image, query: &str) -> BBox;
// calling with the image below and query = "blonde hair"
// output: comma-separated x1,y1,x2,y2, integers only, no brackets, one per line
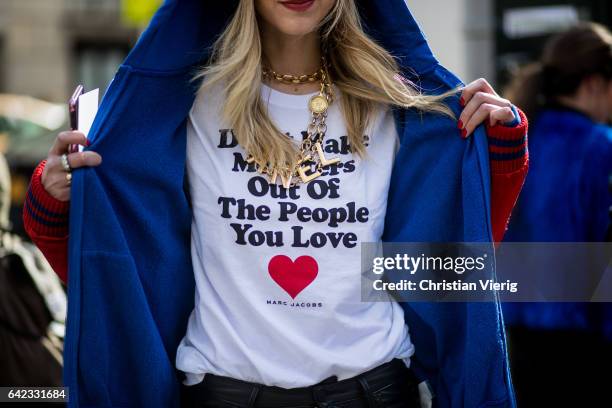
195,0,454,175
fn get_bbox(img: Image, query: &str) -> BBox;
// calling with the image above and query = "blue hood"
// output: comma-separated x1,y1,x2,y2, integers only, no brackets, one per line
65,1,514,407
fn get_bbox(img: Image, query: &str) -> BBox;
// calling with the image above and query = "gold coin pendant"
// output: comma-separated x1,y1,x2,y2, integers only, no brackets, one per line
309,95,328,114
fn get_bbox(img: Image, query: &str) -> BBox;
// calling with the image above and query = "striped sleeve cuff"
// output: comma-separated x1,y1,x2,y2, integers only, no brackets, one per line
487,108,529,174
23,160,70,237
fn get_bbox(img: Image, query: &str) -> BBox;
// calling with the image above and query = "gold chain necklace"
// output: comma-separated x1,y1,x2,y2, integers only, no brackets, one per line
262,67,322,85
247,62,342,189
261,56,326,85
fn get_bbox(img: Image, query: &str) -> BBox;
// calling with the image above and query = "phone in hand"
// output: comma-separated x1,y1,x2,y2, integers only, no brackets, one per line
68,84,84,153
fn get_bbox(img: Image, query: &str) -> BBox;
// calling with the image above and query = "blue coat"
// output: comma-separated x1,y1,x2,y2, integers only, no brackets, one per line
504,108,612,337
65,1,514,406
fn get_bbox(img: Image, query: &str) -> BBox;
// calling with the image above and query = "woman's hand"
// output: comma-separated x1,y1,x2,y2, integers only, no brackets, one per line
41,131,102,201
458,78,517,138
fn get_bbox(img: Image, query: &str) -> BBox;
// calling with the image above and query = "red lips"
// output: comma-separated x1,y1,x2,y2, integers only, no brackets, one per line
279,0,315,12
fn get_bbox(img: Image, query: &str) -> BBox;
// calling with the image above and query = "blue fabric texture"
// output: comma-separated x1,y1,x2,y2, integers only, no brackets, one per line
65,1,514,406
503,108,612,337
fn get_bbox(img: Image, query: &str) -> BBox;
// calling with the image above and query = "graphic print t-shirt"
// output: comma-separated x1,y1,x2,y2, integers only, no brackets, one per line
176,82,415,388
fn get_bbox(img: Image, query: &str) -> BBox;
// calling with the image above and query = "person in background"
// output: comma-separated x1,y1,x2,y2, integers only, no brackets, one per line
0,153,66,388
503,22,612,407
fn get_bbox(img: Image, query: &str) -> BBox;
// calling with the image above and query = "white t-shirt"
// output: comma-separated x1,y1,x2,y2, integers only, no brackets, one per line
175,82,415,388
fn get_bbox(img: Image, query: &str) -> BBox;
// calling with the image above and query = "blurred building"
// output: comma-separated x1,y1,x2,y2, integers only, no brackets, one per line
0,0,141,104
0,0,147,236
408,0,496,87
408,0,611,85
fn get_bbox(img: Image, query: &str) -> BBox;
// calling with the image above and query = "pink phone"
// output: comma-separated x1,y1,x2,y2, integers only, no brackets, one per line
68,84,84,153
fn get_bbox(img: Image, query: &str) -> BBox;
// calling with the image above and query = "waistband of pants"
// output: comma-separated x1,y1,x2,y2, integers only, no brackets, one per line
186,358,418,407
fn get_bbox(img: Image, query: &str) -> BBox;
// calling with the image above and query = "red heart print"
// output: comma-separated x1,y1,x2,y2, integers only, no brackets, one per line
268,255,318,299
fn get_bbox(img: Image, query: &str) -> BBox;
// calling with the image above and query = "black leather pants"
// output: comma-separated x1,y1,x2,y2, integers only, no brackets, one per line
180,359,421,408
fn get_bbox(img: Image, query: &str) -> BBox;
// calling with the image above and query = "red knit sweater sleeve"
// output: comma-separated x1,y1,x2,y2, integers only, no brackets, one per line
23,160,69,283
486,108,529,243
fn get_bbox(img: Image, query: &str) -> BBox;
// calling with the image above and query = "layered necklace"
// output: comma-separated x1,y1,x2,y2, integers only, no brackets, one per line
247,57,341,189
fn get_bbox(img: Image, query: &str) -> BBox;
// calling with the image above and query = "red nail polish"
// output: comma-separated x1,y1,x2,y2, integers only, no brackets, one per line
459,97,465,106
457,120,463,129
86,139,90,147
461,129,467,138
